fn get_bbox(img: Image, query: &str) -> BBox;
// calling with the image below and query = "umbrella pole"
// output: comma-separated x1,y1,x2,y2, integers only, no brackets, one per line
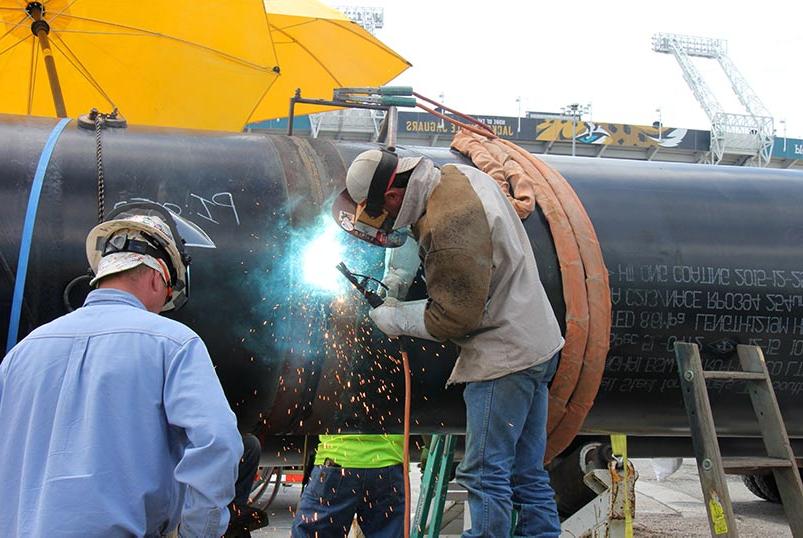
28,4,67,117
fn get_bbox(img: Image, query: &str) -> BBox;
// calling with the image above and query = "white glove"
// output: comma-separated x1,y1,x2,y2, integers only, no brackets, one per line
368,299,440,341
380,233,420,299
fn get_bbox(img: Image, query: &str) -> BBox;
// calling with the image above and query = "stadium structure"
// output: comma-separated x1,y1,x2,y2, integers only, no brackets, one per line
248,105,802,170
249,106,803,170
248,22,801,170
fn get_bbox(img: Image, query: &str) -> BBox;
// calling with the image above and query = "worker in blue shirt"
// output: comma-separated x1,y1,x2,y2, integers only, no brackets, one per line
0,204,243,537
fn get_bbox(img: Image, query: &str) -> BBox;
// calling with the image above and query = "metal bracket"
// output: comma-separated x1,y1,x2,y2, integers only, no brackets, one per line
287,87,415,137
287,89,391,137
560,460,638,537
78,108,127,130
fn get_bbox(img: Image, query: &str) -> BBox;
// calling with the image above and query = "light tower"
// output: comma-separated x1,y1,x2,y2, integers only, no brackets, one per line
652,33,774,166
336,6,384,34
311,6,387,139
560,103,591,157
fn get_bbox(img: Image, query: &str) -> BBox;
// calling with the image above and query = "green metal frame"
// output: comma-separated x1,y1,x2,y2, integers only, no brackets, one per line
412,434,456,538
412,434,521,537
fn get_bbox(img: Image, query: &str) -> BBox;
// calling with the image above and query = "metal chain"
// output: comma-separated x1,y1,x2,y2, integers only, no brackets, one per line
94,111,105,224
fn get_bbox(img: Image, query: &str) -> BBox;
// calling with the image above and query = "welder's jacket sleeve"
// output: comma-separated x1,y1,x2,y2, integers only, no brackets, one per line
412,163,565,385
415,165,493,339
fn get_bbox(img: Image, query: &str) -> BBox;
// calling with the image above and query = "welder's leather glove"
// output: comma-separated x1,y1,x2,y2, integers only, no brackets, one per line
369,298,439,341
379,232,420,300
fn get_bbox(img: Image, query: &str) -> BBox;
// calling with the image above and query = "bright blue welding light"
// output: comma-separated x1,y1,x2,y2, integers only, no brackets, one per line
301,220,346,293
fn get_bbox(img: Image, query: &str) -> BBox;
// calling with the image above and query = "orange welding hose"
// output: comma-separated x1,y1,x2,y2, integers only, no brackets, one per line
416,102,498,140
497,140,611,462
401,349,411,538
413,92,495,133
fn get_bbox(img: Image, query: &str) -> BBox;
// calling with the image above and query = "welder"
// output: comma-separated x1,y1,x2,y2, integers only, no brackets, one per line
335,149,565,537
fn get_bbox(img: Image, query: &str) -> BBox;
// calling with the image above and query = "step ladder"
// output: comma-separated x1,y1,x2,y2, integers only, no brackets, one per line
412,434,458,538
413,434,635,537
413,435,519,536
674,342,803,537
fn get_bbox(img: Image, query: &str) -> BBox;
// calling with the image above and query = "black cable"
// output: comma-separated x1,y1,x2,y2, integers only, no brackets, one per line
63,274,91,312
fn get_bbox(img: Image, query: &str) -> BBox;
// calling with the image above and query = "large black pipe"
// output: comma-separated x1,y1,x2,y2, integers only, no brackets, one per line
3,114,803,444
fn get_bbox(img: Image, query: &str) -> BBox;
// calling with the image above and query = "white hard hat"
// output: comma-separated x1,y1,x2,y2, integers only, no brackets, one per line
345,149,422,204
85,204,211,312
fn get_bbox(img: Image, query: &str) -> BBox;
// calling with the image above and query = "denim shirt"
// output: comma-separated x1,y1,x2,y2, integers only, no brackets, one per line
0,289,242,537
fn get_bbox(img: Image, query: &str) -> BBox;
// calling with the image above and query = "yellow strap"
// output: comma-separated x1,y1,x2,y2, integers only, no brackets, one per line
610,434,634,538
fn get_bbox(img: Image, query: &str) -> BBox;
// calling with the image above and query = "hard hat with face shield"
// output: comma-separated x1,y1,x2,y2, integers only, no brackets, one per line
85,202,215,311
333,149,421,248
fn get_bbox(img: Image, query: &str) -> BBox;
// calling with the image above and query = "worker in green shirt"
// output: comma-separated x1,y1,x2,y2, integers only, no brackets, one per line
291,434,405,537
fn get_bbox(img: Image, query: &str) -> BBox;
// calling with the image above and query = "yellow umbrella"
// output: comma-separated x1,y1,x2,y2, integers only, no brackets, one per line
250,0,411,121
0,0,279,131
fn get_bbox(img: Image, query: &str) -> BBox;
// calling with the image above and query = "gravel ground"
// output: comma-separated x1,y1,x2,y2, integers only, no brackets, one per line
250,459,793,536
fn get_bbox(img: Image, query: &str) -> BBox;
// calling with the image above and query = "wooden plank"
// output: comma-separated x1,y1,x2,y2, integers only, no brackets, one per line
737,345,803,538
702,371,765,381
675,342,738,537
721,457,792,474
736,346,796,459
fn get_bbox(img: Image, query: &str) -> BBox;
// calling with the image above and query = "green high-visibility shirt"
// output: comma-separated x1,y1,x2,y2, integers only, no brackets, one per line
314,434,404,468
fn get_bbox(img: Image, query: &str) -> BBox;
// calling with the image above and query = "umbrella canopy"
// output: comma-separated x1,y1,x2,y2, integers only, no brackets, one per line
0,0,279,130
250,0,411,122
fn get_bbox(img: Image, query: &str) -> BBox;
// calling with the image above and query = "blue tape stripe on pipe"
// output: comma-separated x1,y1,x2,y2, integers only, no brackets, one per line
6,118,71,353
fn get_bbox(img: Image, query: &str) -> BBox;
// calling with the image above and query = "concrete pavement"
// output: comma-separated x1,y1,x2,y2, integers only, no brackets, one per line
251,459,793,536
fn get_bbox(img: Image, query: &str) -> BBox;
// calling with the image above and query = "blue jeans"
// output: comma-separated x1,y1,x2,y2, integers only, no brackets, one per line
291,464,404,538
456,356,560,538
233,433,261,507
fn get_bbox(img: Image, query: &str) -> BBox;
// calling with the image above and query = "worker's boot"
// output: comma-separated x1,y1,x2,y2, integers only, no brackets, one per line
224,504,269,537
240,505,269,531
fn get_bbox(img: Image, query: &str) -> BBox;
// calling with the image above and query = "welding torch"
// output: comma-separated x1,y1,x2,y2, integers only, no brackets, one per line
335,261,385,308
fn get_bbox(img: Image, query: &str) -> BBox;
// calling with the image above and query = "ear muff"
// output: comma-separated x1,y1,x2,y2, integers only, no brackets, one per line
363,149,399,217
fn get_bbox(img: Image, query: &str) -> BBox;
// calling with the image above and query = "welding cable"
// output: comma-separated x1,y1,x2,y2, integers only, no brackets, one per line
6,118,71,352
401,347,412,538
63,274,92,312
499,145,590,443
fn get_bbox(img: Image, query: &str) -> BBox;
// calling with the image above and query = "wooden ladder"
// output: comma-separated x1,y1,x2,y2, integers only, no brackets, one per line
674,342,803,537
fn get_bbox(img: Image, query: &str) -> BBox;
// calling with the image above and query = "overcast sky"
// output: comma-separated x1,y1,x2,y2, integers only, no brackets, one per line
331,0,802,138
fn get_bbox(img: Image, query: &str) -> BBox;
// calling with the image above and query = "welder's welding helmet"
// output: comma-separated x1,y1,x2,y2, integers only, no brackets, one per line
86,202,215,311
332,149,420,248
